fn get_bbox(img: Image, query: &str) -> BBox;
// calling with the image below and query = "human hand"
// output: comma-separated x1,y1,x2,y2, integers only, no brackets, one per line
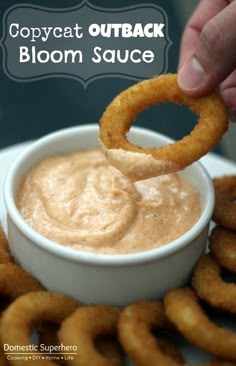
178,0,236,120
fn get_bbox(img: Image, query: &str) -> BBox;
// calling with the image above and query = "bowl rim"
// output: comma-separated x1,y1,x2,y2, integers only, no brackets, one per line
4,124,214,266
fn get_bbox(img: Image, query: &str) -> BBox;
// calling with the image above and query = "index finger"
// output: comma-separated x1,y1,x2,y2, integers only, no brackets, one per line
178,0,230,69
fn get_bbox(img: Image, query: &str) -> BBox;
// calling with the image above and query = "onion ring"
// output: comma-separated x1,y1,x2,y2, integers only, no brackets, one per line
212,176,236,230
164,287,236,360
0,224,14,264
192,253,236,314
209,226,236,273
118,300,185,366
95,336,125,366
39,324,124,366
99,73,228,181
58,304,122,366
0,352,8,366
0,263,44,300
0,291,80,366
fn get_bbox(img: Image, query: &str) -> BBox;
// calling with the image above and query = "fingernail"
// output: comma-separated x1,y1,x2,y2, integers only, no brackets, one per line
178,58,206,91
229,109,236,122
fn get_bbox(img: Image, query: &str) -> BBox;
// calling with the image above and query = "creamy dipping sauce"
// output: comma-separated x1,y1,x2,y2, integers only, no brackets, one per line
16,149,201,254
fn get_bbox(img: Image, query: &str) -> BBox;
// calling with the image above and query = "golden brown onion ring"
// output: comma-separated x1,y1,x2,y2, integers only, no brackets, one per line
0,224,14,264
164,287,236,361
38,325,124,366
192,254,236,314
209,226,236,273
99,74,228,181
95,336,125,366
118,300,185,366
0,263,44,300
213,176,236,230
0,291,80,366
58,304,122,366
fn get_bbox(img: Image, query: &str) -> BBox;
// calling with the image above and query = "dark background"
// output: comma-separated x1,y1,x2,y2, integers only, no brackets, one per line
0,0,224,155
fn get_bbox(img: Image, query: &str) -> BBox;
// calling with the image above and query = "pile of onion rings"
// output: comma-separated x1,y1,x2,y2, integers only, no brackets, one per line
0,220,235,365
116,172,236,366
1,166,236,364
99,73,228,180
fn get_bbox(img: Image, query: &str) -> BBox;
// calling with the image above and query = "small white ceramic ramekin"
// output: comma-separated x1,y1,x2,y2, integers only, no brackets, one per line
4,124,214,305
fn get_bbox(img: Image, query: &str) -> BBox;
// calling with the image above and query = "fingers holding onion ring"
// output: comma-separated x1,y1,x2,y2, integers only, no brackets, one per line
99,74,228,181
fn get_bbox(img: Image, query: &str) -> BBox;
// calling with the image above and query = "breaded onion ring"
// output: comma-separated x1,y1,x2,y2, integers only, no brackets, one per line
0,263,44,300
38,325,124,366
58,304,122,366
192,254,236,314
0,291,80,366
95,336,125,366
0,350,8,366
118,300,185,366
99,73,228,181
213,176,236,230
164,287,236,361
209,226,236,273
0,224,14,264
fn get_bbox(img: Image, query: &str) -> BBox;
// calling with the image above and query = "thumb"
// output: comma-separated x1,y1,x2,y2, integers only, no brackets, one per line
178,1,236,96
220,69,236,121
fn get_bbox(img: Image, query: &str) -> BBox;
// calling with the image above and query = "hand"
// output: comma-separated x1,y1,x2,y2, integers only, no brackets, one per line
177,0,236,120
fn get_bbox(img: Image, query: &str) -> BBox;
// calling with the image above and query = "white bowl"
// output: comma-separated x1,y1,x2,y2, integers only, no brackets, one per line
4,124,214,305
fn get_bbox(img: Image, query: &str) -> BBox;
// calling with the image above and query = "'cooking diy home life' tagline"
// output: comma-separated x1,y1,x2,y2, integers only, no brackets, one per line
1,1,172,86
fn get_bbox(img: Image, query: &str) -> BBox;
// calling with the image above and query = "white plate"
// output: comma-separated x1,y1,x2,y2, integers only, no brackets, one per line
0,142,236,365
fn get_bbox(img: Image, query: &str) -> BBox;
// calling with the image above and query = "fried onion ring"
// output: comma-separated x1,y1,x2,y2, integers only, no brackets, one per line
99,73,228,181
0,223,14,264
118,300,185,366
0,263,44,300
0,352,8,366
0,291,80,366
164,287,236,360
212,176,236,230
58,304,122,366
192,254,236,314
95,336,125,366
38,325,124,366
209,226,236,273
